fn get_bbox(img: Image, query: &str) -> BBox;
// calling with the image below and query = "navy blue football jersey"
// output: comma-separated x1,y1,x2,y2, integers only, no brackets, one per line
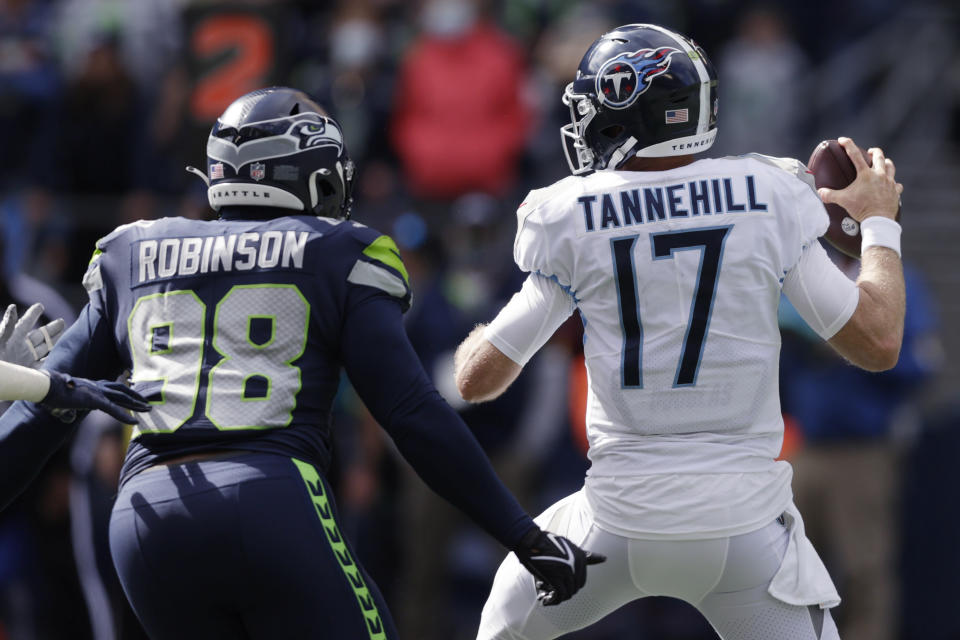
76,214,411,482
0,212,536,548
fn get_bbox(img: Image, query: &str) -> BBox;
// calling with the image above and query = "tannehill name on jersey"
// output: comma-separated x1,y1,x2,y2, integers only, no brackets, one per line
135,231,309,284
579,175,768,233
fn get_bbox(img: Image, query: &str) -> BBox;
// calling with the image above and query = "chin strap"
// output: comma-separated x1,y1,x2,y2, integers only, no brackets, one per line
606,136,639,170
185,165,210,187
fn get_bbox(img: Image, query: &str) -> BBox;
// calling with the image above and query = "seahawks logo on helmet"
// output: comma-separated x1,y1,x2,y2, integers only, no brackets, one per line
207,113,344,172
293,120,339,150
595,47,681,109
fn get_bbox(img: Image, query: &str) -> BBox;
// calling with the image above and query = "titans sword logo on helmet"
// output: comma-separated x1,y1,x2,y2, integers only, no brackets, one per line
596,47,681,109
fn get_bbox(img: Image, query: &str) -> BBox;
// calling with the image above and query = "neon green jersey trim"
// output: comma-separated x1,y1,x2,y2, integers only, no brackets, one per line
292,459,387,640
362,236,409,286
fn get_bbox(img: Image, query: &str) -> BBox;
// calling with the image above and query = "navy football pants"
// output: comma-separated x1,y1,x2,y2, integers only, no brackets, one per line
109,452,397,640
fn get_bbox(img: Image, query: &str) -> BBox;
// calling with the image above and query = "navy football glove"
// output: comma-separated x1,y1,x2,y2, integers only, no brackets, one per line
514,527,605,606
43,371,151,424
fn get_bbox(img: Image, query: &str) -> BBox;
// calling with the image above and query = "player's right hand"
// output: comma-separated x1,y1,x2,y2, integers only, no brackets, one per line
818,137,903,222
42,371,152,424
514,527,605,606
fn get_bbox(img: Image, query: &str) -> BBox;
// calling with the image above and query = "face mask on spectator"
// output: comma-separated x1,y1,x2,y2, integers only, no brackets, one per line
331,19,381,69
420,0,476,38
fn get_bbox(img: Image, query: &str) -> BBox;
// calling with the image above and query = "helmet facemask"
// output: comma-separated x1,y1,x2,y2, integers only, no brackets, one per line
561,83,598,175
308,158,356,220
561,82,646,174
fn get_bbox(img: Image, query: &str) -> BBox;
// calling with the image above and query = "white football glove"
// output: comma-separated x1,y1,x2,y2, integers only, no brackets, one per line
0,303,65,368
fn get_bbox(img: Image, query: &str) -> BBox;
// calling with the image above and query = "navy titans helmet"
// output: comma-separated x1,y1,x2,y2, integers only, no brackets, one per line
561,24,719,174
188,87,355,219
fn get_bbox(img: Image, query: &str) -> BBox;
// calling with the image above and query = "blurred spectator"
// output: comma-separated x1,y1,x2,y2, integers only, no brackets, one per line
55,34,145,196
438,193,516,321
526,5,614,186
53,0,182,94
0,0,61,276
0,0,60,193
51,0,181,217
712,6,808,157
51,33,154,291
349,158,410,233
390,0,532,201
780,255,942,640
0,227,75,343
312,3,398,166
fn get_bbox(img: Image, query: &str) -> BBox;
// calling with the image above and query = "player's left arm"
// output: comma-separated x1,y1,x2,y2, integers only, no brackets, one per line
341,227,602,603
455,272,575,403
341,294,602,603
341,294,536,547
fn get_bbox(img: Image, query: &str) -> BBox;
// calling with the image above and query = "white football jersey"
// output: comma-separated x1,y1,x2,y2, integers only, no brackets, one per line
503,155,847,539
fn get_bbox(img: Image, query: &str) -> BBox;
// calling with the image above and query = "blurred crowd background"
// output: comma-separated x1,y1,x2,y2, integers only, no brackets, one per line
0,0,958,639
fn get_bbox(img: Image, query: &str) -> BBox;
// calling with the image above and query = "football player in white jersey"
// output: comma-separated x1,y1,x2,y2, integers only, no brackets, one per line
454,24,904,640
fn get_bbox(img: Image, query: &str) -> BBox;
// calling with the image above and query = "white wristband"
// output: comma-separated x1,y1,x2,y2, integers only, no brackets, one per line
0,360,51,402
860,216,901,257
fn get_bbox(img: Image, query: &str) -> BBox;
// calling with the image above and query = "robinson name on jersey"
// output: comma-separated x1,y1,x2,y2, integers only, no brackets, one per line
135,230,310,285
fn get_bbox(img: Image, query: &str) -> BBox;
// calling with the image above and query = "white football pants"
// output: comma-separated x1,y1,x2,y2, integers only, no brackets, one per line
478,493,840,640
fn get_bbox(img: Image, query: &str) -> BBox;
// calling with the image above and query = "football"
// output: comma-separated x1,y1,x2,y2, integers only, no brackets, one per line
806,139,870,258
806,139,901,259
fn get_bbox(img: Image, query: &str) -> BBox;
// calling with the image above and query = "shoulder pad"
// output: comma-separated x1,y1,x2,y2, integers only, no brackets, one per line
84,220,160,295
88,219,160,265
516,176,580,224
739,153,817,192
736,154,829,248
513,177,583,283
345,228,412,310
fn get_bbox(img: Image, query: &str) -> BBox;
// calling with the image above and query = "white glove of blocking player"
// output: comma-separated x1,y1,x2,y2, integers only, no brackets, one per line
0,304,65,368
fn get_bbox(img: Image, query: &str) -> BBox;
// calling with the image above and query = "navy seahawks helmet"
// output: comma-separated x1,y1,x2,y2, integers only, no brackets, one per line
561,24,718,174
188,87,355,219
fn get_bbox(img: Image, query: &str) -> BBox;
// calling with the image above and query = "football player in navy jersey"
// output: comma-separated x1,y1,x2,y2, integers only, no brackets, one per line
0,87,601,639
